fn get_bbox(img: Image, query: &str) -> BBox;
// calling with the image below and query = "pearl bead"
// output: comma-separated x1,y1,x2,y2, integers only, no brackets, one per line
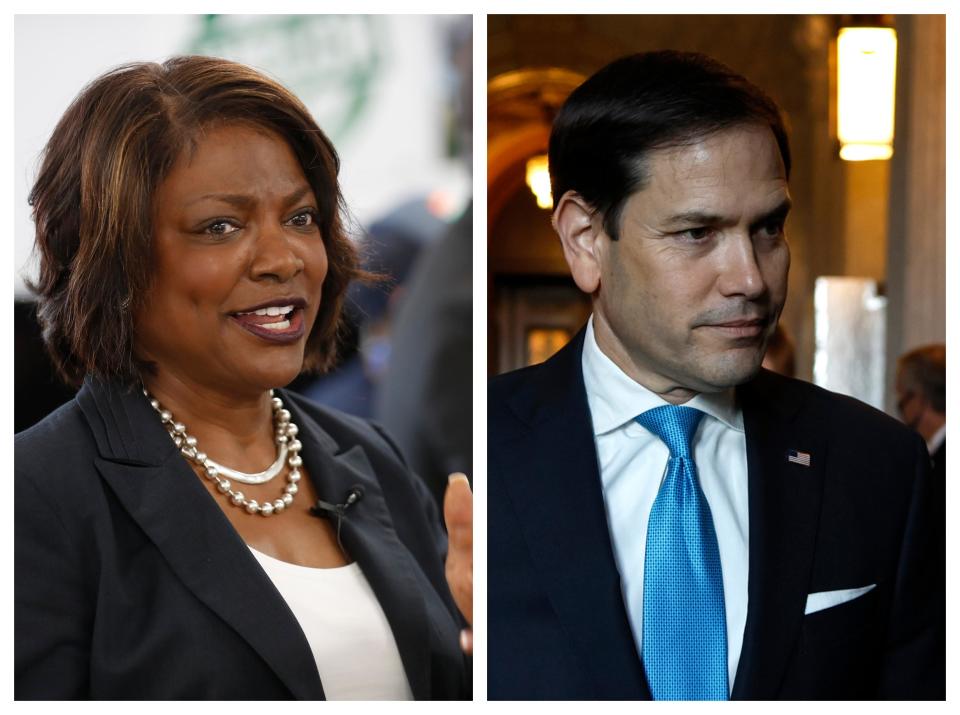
150,399,160,409
195,451,207,464
260,502,274,517
231,492,245,505
245,500,259,514
282,493,294,506
286,425,298,438
216,480,231,493
288,455,303,468
205,466,219,480
288,470,301,483
277,409,291,424
288,439,302,452
273,499,286,512
277,435,288,444
285,483,298,495
160,410,172,422
173,422,186,434
271,397,283,410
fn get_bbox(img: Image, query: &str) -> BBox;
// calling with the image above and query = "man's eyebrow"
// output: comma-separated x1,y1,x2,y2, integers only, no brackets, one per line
748,198,792,232
662,210,726,227
661,198,793,229
185,185,314,209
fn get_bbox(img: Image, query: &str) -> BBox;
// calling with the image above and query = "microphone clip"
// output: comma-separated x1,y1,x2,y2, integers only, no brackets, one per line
310,486,364,549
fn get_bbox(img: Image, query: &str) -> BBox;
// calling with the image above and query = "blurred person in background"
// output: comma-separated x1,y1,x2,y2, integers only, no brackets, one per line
16,56,471,700
894,343,946,677
298,199,442,418
896,344,946,478
376,16,473,507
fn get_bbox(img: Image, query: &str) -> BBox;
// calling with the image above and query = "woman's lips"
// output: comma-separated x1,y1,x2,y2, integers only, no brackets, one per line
230,307,306,343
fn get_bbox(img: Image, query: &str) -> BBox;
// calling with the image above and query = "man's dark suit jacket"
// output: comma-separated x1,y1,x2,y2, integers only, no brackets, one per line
488,329,943,700
15,377,470,700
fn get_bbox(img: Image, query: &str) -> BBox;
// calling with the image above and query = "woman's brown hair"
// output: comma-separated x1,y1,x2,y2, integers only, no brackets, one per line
29,55,360,387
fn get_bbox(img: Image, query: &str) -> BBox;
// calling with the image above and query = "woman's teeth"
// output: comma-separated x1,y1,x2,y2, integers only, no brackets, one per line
238,305,294,317
261,319,291,330
234,305,297,331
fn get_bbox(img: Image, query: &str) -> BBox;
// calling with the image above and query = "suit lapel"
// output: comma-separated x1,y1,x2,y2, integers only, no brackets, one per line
499,331,651,699
285,396,434,701
732,371,827,699
80,378,326,699
82,379,435,700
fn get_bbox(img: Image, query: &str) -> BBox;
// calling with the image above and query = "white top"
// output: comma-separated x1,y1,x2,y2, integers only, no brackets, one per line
582,317,750,693
249,547,413,701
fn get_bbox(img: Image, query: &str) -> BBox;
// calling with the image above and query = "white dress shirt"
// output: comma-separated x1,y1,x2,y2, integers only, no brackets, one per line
582,317,749,692
927,423,946,455
250,548,413,700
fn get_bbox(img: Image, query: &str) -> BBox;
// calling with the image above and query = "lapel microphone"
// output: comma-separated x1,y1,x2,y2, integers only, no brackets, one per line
310,486,364,549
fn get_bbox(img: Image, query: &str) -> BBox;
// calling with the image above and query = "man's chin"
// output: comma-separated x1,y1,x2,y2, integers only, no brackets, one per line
692,352,765,392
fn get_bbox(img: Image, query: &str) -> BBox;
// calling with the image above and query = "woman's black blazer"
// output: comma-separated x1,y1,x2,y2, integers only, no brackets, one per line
15,377,470,699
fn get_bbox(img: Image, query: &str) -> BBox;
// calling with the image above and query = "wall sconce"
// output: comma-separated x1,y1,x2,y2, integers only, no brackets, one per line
525,154,552,209
837,25,897,161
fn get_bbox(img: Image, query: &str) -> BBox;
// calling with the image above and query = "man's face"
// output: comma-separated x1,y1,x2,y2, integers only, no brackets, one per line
588,125,791,400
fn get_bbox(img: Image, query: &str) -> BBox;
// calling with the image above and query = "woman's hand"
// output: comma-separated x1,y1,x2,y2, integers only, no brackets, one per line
443,473,473,655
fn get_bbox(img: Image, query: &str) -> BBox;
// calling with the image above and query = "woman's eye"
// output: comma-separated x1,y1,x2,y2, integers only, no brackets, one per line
287,210,317,228
204,220,239,237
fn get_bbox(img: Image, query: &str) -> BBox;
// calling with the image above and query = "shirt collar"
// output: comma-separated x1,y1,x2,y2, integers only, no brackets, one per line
581,315,744,436
928,423,946,454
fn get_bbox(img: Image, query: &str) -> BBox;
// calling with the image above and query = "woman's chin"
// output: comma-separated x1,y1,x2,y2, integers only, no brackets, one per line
250,357,306,392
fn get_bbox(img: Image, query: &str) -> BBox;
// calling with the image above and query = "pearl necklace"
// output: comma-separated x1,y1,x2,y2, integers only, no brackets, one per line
144,389,303,517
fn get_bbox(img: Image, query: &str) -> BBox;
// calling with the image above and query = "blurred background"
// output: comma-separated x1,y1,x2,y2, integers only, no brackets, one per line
15,14,473,503
487,14,945,419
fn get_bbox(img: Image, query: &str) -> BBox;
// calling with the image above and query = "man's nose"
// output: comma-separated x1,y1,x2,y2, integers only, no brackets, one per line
250,221,304,282
716,234,765,299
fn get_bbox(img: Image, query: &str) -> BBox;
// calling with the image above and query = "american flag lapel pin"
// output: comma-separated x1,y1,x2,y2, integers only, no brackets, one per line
787,449,811,467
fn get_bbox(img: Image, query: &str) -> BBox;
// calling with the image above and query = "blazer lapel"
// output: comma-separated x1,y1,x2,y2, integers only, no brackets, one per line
284,395,434,701
732,371,827,699
79,378,326,700
498,331,651,699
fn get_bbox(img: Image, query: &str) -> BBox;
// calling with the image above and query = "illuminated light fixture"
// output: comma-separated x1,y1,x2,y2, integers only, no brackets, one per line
525,154,552,209
837,26,897,161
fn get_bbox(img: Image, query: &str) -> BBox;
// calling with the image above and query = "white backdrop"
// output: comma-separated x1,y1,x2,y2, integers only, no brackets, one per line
14,14,470,296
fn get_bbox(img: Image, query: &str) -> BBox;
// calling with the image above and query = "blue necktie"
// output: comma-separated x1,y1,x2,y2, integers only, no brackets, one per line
636,405,728,700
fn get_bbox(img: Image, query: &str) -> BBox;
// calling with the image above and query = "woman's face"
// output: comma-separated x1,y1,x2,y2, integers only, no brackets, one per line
136,123,328,398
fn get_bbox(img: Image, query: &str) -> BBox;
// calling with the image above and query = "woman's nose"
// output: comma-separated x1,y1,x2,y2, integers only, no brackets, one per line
249,221,304,282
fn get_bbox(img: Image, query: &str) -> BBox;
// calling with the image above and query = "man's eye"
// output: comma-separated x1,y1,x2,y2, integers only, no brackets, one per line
758,220,785,238
679,227,713,241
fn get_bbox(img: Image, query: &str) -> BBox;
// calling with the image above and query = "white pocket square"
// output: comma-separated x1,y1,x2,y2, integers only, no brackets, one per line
804,584,876,615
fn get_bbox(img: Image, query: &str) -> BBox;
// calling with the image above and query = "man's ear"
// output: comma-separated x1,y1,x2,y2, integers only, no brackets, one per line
553,191,604,294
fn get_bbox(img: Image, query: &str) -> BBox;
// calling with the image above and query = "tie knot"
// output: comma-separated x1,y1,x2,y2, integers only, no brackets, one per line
635,405,704,459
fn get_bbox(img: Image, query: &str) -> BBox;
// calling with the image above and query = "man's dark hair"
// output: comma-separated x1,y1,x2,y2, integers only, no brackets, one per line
549,50,791,240
29,56,363,387
897,344,946,414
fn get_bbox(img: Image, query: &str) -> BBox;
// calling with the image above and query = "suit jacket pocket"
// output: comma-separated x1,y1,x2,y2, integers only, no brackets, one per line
800,584,880,650
788,585,884,698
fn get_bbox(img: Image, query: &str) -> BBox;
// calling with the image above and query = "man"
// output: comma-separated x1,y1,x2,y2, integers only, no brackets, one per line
488,51,943,700
896,344,946,480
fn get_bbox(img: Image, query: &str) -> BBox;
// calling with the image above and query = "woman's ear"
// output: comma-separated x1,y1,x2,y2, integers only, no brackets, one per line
552,191,604,294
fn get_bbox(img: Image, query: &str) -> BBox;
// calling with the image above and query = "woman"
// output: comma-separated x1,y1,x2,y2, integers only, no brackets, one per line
15,56,472,700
